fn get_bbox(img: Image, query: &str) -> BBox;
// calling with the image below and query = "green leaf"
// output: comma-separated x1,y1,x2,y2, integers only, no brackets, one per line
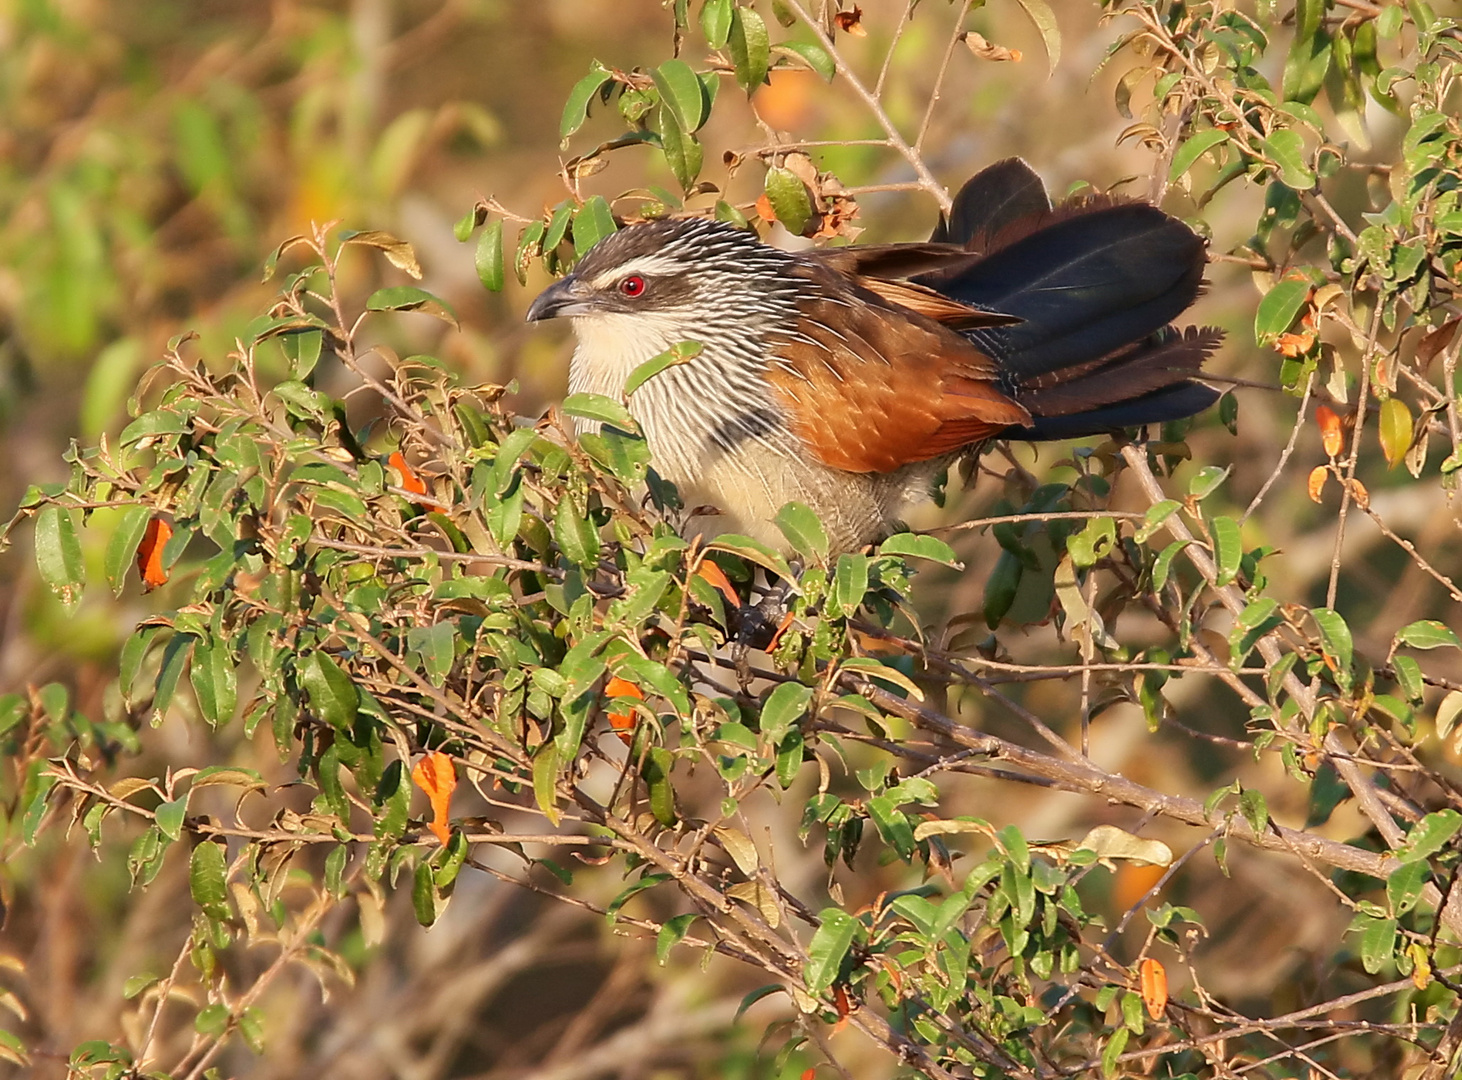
412,861,440,926
239,1006,265,1054
839,656,925,701
1210,516,1242,586
705,534,794,581
1187,464,1232,501
1101,1027,1130,1078
119,409,187,447
606,872,672,924
831,553,869,618
1311,608,1354,690
285,329,322,380
1239,788,1268,833
1282,9,1331,103
190,840,229,916
365,286,458,326
553,494,601,568
571,195,617,257
155,796,187,842
772,500,829,563
22,769,59,845
104,506,152,596
878,532,961,567
775,41,835,80
1012,0,1061,75
1152,539,1189,593
1135,500,1181,544
123,973,160,1000
657,105,704,192
1387,860,1429,916
735,984,784,1020
983,549,1022,628
1359,915,1397,974
1169,128,1229,183
652,59,708,132
869,795,916,860
701,0,732,48
562,392,639,432
533,742,561,826
1254,277,1311,341
189,640,238,729
560,65,613,139
759,682,813,745
302,652,359,731
1261,128,1316,189
1395,620,1462,651
624,341,701,397
475,218,504,292
35,505,84,610
729,6,770,94
151,633,196,724
763,166,812,235
195,1003,230,1037
1397,809,1462,863
643,747,678,826
1392,654,1424,704
656,913,699,965
999,824,1031,873
1231,597,1281,661
805,908,859,994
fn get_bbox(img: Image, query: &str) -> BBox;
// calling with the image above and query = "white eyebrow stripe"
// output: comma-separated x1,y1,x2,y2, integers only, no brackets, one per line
585,254,685,289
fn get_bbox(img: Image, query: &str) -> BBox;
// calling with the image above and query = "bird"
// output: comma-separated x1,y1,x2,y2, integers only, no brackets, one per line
526,159,1222,554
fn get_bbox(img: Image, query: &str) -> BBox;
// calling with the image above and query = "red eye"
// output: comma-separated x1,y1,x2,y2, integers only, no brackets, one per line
619,275,646,297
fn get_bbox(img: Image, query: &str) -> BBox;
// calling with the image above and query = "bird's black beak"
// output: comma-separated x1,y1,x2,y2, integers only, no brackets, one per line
525,275,591,322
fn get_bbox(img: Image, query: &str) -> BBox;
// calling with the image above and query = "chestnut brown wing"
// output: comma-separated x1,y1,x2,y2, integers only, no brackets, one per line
765,281,1030,474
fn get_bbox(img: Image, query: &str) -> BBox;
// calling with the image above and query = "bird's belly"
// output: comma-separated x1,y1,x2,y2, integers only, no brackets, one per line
679,444,929,553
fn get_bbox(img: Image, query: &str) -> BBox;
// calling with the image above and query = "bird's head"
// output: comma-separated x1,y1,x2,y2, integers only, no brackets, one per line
524,217,802,344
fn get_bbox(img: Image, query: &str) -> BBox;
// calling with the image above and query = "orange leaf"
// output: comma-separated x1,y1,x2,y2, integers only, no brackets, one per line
831,985,852,1035
1139,957,1168,1019
411,751,457,844
1307,465,1329,503
766,610,796,652
755,192,777,224
695,560,741,608
605,676,644,745
801,1071,817,1080
1315,405,1344,458
1273,329,1316,358
388,450,428,497
137,516,173,590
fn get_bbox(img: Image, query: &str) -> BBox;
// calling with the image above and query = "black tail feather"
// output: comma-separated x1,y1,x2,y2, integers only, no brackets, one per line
931,158,1051,246
1010,382,1221,441
924,202,1208,380
922,166,1220,439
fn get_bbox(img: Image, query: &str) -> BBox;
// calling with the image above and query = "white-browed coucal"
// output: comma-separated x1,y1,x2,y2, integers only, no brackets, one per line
526,159,1222,552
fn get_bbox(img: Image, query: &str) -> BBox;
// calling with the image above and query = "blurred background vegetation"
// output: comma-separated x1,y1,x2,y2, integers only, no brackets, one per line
3,0,1462,1078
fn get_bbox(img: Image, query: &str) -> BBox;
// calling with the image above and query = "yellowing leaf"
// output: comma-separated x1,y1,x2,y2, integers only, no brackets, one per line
1379,397,1413,469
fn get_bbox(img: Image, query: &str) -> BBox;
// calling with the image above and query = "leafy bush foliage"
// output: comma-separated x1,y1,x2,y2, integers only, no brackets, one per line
5,2,1462,1078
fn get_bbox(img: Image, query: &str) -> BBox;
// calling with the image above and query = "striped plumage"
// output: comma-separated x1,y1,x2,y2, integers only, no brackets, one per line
527,160,1222,552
